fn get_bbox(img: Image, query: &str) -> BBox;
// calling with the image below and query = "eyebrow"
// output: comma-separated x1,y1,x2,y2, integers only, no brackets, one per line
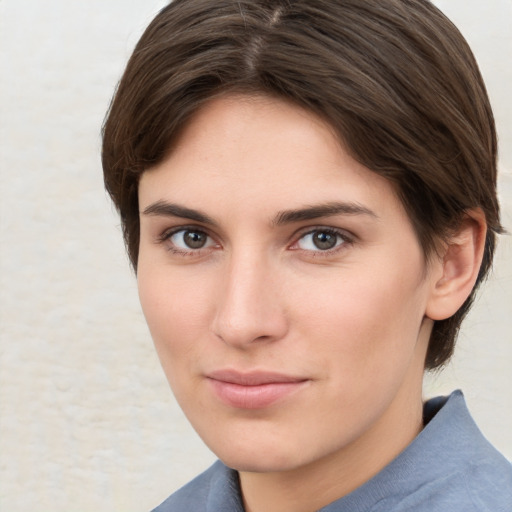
141,200,378,226
142,201,217,225
272,201,378,225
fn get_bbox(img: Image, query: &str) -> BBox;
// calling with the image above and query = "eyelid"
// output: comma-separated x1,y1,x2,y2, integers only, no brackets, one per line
158,224,205,241
289,226,355,254
155,223,354,257
157,225,220,255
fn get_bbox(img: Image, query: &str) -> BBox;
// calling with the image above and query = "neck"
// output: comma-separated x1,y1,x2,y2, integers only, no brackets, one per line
239,333,429,512
240,395,424,512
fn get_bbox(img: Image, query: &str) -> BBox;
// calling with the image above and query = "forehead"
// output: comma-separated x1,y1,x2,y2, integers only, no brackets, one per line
140,95,404,217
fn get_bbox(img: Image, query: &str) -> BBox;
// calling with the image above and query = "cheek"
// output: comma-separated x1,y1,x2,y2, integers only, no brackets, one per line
137,265,215,373
137,269,218,417
296,264,427,380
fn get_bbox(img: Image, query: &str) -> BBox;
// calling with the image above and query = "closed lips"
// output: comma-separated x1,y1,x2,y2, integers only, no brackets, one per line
206,370,309,409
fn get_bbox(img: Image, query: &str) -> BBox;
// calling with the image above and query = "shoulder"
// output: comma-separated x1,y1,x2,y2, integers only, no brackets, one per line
349,391,512,512
462,456,512,511
400,392,512,511
439,391,512,510
150,461,221,512
150,460,243,512
393,458,512,512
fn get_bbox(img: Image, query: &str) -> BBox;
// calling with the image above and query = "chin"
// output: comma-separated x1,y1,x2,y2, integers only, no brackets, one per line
220,452,301,474
206,433,318,474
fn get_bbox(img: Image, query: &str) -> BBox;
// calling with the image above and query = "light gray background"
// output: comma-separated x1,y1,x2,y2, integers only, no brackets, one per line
0,1,510,510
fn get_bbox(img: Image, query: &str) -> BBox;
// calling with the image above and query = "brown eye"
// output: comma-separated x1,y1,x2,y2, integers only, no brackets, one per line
169,229,214,250
183,230,207,248
312,231,338,250
296,229,347,251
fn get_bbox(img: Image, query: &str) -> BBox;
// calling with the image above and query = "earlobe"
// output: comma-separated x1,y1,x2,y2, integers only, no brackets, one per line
426,209,487,321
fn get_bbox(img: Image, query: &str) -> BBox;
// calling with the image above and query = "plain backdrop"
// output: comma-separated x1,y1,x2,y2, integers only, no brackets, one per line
0,1,511,510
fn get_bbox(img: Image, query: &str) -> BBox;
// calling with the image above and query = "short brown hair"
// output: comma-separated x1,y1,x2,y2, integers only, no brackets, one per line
102,0,502,369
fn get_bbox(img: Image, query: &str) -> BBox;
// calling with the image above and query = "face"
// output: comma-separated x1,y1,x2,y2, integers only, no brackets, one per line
137,95,438,477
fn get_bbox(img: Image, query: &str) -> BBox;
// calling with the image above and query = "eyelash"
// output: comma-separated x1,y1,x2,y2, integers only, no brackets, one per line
290,227,354,257
157,226,354,258
157,226,218,256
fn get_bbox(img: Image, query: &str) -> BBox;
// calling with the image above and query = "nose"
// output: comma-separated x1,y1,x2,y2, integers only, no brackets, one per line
211,252,288,348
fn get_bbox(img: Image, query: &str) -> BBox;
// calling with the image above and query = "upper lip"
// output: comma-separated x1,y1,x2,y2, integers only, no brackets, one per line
206,369,308,386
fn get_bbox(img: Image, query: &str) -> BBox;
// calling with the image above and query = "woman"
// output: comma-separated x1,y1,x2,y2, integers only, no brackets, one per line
102,1,512,510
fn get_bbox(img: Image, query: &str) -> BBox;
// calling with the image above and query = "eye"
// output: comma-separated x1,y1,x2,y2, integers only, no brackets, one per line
295,229,348,251
167,228,216,251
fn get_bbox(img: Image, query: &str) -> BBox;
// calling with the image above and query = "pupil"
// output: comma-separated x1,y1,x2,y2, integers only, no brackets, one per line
185,231,206,249
313,231,336,250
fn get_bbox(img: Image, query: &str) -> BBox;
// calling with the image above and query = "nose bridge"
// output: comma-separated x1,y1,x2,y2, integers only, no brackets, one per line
212,246,287,347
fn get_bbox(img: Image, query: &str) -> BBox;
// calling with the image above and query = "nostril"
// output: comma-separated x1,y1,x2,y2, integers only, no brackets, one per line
212,308,289,346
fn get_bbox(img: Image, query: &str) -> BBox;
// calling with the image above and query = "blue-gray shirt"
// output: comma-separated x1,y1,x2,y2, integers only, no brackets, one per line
152,391,512,511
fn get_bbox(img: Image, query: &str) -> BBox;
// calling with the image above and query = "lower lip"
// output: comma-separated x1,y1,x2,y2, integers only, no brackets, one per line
207,379,308,409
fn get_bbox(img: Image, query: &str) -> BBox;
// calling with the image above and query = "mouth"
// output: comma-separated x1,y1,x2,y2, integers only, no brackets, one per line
205,369,309,409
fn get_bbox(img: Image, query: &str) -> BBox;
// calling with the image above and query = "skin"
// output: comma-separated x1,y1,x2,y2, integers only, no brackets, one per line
137,95,484,512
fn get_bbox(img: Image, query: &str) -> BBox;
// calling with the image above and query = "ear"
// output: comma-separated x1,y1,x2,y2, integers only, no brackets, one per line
426,209,487,321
